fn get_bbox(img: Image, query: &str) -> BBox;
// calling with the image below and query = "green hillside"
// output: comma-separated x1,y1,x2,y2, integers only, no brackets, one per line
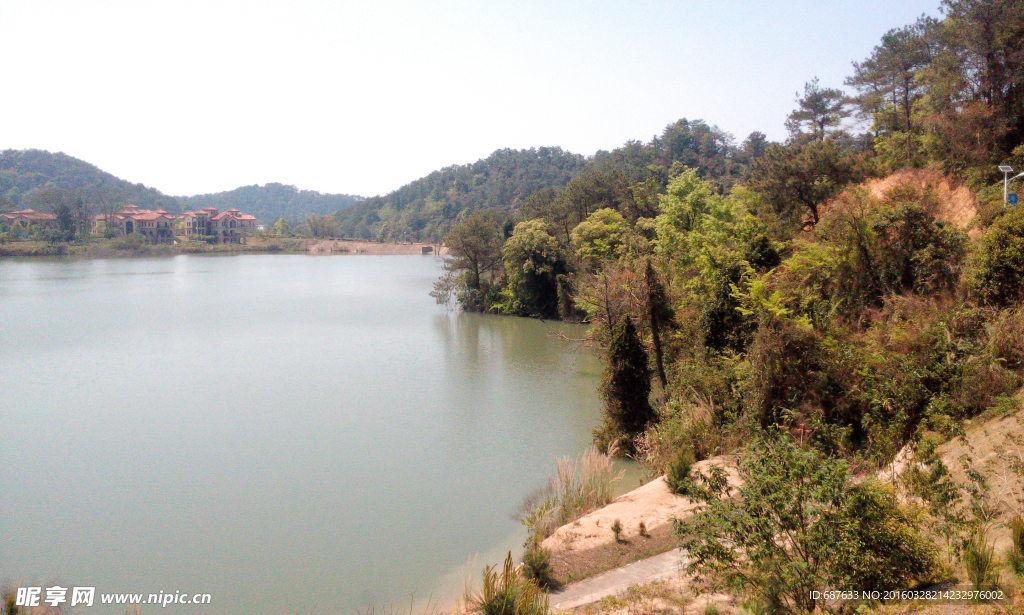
0,149,180,213
334,146,587,241
335,121,766,243
180,184,360,224
0,149,361,223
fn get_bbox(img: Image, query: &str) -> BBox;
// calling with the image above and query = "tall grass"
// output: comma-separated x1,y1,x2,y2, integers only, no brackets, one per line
965,528,1001,593
516,446,623,543
463,552,547,615
1006,515,1024,576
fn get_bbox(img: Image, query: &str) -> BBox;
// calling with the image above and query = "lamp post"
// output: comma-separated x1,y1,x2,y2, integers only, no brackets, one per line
1001,165,1024,205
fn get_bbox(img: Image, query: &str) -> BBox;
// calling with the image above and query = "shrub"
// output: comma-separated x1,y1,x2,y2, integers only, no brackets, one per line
521,544,558,590
611,518,623,542
464,552,547,615
637,396,719,478
965,207,1024,307
110,233,147,251
666,447,697,496
816,187,967,311
679,432,939,614
987,307,1024,369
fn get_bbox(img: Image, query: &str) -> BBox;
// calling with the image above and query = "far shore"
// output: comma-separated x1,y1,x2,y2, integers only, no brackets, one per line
0,237,448,259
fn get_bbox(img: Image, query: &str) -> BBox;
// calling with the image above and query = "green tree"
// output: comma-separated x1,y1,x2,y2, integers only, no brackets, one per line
570,208,632,266
847,17,936,167
32,187,83,242
927,0,1024,157
597,316,656,454
645,260,674,388
750,140,867,228
785,78,851,142
304,214,337,238
435,211,505,312
271,218,291,236
498,219,568,318
848,20,935,131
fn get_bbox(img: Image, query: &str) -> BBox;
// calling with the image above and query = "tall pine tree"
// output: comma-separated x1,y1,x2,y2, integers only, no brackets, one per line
597,316,657,454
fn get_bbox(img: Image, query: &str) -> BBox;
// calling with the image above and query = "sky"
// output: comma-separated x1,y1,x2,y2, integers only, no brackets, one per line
1,0,942,198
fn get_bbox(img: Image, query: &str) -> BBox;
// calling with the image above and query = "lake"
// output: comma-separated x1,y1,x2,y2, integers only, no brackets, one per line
0,254,625,614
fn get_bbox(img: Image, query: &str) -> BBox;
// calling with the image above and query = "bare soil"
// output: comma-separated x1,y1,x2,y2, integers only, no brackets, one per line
542,458,740,585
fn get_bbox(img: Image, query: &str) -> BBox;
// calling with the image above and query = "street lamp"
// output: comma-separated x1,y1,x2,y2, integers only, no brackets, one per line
1001,165,1024,205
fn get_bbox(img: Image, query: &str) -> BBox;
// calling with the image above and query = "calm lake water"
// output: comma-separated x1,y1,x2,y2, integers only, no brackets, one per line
0,255,625,614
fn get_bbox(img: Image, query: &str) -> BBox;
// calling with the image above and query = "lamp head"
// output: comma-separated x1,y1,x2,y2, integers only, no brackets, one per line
1000,165,1015,173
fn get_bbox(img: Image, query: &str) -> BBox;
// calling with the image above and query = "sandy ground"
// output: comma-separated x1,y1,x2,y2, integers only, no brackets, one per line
308,240,448,255
541,457,741,557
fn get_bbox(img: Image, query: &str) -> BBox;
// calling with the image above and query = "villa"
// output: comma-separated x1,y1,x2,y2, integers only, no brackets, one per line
179,207,257,244
0,208,57,231
91,205,177,242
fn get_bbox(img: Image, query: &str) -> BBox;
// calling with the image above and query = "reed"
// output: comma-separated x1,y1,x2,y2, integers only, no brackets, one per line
517,446,623,542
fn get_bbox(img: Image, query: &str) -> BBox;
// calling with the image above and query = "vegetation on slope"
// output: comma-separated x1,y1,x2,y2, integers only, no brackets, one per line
453,0,1024,611
0,149,180,213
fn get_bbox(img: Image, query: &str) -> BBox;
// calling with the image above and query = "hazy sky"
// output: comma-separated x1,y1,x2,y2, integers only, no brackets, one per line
1,0,941,198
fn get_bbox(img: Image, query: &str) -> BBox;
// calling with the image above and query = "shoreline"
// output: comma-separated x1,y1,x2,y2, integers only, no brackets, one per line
0,237,448,259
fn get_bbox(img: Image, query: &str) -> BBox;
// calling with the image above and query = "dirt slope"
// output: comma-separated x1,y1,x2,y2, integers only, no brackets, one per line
863,167,978,231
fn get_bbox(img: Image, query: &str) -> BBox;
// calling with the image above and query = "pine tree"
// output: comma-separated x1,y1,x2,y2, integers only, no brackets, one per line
600,316,656,451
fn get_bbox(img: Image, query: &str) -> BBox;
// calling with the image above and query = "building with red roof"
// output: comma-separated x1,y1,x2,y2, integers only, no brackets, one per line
90,205,176,242
0,209,58,233
178,207,257,244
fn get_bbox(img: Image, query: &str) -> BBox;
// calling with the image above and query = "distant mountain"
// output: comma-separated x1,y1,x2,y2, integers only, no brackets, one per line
0,149,180,212
0,149,361,223
180,184,360,224
334,146,587,242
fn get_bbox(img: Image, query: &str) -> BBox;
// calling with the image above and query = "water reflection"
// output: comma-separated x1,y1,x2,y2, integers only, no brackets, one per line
0,255,608,615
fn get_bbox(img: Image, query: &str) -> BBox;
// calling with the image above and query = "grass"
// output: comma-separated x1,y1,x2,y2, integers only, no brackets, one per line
463,552,547,615
572,580,692,615
966,529,1002,594
517,447,624,544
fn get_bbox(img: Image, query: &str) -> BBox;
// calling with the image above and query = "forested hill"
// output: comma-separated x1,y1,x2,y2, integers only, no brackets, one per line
334,122,767,242
0,149,361,222
179,184,361,223
334,147,587,242
0,149,180,212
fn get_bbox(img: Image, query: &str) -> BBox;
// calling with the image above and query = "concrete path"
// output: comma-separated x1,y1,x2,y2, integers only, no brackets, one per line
548,548,686,611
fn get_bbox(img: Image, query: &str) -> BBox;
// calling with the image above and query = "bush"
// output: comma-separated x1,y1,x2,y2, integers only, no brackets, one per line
637,396,719,478
666,447,697,496
679,432,939,614
110,233,147,251
965,207,1024,307
817,186,967,311
521,544,558,590
987,307,1024,369
464,552,547,615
